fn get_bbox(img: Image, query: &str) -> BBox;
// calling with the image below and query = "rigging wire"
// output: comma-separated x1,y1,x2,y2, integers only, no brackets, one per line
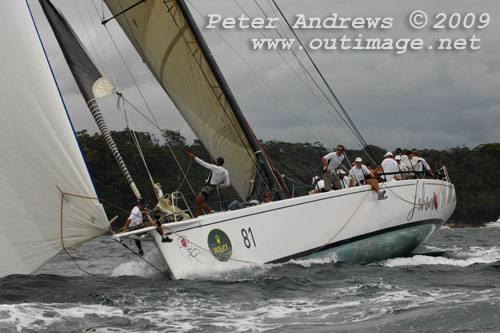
246,0,356,145
270,0,376,163
119,97,157,196
72,0,105,73
258,0,365,151
260,0,341,145
114,239,171,279
189,0,323,144
89,0,160,127
80,0,197,198
204,0,362,151
161,0,277,198
218,0,371,159
120,96,199,198
83,0,121,92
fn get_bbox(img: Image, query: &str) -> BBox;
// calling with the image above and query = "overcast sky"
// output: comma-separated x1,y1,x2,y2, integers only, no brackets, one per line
29,0,500,151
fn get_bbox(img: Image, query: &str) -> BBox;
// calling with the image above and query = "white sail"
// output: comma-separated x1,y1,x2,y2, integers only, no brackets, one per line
0,0,109,277
104,0,260,200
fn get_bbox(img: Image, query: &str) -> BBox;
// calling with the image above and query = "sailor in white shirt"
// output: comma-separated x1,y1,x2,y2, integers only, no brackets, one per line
395,148,411,179
189,153,230,217
338,169,350,189
349,157,372,186
377,152,400,181
349,157,386,200
395,155,409,180
411,150,435,178
322,145,345,191
310,176,325,194
120,200,172,256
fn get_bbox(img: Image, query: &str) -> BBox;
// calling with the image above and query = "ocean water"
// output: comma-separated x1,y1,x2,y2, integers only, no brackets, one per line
1,227,499,332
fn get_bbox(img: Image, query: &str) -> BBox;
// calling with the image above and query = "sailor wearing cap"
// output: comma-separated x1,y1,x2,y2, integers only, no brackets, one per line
376,151,400,182
349,157,386,200
395,155,409,180
349,157,371,186
337,169,349,189
310,176,325,194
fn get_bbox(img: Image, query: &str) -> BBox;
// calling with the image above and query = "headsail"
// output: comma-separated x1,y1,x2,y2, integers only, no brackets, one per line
0,0,109,277
103,0,288,200
40,0,143,201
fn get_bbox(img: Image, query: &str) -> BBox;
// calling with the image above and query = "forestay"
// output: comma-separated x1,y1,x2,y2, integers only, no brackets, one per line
104,0,258,200
0,0,109,277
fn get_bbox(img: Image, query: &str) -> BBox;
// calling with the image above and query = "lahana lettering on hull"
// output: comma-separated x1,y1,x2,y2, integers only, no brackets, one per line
407,182,440,220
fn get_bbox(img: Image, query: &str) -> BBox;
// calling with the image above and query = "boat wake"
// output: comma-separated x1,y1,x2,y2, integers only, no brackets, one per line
380,245,500,267
289,253,340,267
111,251,172,278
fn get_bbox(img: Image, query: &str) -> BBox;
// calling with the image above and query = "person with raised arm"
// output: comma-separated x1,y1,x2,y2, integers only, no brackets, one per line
188,153,230,217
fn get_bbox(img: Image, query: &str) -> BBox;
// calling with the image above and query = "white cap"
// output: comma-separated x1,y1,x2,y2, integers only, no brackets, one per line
337,169,346,174
312,176,320,185
395,155,401,161
384,152,393,157
355,157,362,162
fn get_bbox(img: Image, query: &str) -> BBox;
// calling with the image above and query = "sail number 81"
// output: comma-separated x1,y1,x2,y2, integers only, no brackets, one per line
241,227,256,248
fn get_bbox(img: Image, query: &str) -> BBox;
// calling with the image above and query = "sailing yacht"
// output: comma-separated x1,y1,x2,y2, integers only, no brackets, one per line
0,0,456,279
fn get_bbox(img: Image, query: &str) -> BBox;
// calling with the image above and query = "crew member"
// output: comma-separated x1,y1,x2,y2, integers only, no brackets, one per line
349,157,386,200
188,153,230,217
395,155,409,180
337,169,349,189
411,150,435,178
311,176,325,194
322,145,345,191
375,152,400,181
120,200,172,256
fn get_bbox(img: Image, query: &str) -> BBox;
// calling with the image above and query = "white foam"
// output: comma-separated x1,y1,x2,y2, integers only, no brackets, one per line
181,261,273,281
0,303,123,332
382,246,500,267
5,283,496,332
111,250,168,278
289,253,340,267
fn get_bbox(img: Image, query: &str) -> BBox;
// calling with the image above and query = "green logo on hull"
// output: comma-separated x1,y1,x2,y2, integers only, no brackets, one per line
207,229,232,262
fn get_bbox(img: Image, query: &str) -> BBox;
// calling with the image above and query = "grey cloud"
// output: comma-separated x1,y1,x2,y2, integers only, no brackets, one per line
30,0,500,151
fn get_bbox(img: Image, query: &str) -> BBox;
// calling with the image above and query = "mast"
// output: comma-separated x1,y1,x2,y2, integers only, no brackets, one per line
174,0,290,200
40,0,142,201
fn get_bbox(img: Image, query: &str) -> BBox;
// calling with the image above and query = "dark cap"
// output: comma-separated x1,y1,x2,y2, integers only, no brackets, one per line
395,148,402,153
216,157,224,165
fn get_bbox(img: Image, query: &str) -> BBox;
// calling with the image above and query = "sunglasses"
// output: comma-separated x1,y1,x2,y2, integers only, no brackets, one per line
337,148,344,152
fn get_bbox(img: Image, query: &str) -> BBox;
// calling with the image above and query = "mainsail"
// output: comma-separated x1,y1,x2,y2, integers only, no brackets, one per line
103,0,288,200
0,0,109,277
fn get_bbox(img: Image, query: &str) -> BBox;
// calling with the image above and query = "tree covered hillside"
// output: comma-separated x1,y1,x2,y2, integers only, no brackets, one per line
76,130,500,227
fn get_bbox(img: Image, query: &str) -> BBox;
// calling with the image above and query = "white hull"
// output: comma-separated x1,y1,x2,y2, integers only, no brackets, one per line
484,220,500,228
123,179,456,279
